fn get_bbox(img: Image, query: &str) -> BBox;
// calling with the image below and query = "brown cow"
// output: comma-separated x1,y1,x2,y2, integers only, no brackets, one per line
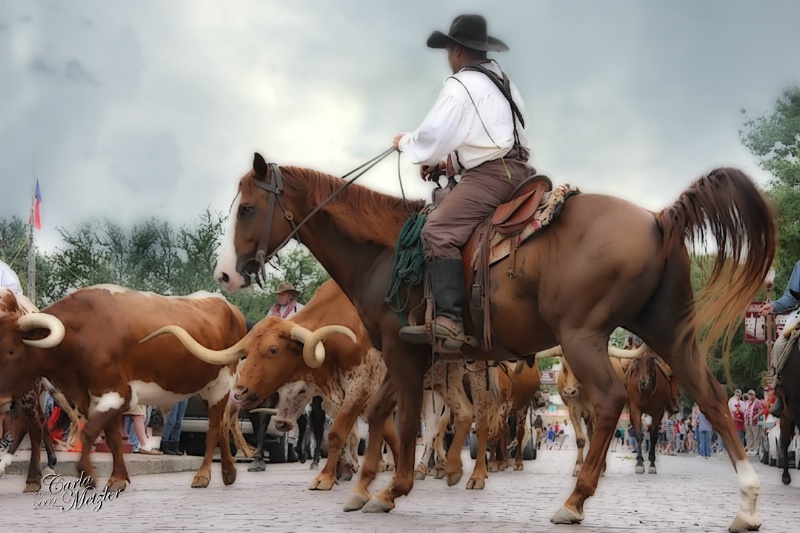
0,285,247,491
0,289,79,492
144,280,396,494
550,345,640,476
504,360,544,471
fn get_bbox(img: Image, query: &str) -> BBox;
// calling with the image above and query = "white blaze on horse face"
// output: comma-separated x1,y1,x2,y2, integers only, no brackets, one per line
215,192,248,292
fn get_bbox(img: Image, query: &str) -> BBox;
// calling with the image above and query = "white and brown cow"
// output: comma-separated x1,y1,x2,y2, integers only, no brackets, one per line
144,279,397,493
0,284,249,491
272,380,363,479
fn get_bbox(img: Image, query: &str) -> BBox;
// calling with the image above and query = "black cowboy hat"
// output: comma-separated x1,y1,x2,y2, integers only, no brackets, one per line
426,14,508,52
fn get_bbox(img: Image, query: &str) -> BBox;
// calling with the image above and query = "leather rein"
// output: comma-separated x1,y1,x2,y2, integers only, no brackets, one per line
242,148,395,285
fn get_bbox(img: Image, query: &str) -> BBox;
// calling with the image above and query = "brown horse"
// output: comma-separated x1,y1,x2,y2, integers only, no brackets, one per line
625,349,675,475
776,335,800,486
214,154,773,531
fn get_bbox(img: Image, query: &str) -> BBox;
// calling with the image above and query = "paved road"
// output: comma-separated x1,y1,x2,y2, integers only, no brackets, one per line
2,445,799,533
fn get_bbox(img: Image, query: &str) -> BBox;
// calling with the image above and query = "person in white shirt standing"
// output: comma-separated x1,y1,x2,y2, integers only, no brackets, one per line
393,14,535,350
267,281,305,319
0,234,23,296
0,233,23,449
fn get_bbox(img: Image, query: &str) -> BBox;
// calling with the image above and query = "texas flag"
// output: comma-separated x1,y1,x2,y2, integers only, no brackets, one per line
33,179,42,230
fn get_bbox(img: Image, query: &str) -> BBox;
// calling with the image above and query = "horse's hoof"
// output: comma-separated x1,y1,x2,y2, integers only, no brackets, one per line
514,464,523,471
635,465,645,474
433,468,446,480
446,470,463,487
42,467,56,478
782,474,791,485
465,477,485,490
414,469,426,480
648,466,657,474
551,505,584,524
572,466,581,477
728,511,762,532
362,495,394,513
23,482,41,493
309,476,336,491
191,474,210,488
310,462,319,471
222,468,237,486
343,491,371,512
106,478,127,492
339,471,353,482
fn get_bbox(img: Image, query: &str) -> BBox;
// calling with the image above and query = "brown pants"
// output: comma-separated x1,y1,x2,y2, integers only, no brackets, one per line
421,152,533,260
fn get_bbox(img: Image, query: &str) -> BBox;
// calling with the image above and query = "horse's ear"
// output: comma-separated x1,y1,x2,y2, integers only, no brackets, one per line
253,152,268,181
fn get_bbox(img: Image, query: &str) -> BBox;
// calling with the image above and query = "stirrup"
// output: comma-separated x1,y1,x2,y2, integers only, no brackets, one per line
398,324,429,345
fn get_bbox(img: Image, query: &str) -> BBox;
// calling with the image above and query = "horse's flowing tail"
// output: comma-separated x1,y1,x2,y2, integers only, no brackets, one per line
656,167,776,376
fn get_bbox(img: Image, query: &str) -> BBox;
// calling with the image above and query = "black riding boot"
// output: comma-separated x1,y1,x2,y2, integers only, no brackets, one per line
399,259,467,350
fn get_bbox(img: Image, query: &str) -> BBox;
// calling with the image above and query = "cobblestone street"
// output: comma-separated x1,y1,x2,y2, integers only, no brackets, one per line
2,445,800,533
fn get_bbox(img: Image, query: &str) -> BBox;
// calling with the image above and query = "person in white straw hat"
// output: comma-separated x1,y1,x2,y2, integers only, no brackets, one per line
267,281,305,319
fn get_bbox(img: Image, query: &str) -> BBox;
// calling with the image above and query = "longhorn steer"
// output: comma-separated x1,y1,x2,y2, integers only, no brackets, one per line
144,279,397,494
0,289,79,492
0,285,247,491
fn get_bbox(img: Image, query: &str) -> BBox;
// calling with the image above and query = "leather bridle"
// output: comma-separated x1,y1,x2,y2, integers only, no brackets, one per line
239,149,395,286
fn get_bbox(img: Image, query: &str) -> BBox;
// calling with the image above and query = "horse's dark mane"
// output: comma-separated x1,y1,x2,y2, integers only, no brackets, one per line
271,166,426,248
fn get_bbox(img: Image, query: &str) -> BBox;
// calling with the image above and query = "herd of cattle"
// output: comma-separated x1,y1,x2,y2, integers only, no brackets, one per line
1,279,677,506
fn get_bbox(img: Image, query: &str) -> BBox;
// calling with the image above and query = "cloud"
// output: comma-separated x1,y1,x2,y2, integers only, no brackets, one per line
0,0,798,257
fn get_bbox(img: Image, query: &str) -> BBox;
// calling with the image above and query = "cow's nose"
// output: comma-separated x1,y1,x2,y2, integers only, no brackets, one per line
218,272,230,284
275,420,293,433
231,386,247,405
562,387,577,398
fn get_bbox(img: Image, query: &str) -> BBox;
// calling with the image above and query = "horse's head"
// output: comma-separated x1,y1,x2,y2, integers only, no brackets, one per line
631,351,657,394
215,153,299,291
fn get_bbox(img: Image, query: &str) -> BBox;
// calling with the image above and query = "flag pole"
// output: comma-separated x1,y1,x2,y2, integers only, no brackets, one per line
27,162,36,302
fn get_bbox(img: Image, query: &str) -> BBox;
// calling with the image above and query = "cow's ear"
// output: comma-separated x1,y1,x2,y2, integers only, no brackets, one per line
253,153,268,181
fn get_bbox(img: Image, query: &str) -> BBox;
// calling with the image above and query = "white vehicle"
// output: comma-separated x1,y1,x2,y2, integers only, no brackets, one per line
759,414,800,469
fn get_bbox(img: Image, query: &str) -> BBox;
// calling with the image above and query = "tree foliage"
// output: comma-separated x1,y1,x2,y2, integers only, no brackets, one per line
741,84,800,287
0,211,329,323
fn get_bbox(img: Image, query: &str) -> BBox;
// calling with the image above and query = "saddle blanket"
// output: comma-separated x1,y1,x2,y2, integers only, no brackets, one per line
478,183,580,268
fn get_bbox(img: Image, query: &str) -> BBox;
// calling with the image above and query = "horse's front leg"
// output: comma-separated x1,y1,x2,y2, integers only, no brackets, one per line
362,345,426,513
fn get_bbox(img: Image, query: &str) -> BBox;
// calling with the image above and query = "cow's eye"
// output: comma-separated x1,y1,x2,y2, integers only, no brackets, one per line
268,346,279,356
8,348,15,356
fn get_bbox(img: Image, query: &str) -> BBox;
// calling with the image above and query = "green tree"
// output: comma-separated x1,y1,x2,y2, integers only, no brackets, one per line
740,85,800,287
266,244,330,303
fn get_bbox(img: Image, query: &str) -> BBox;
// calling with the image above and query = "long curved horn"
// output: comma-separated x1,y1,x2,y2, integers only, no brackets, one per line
18,313,66,348
534,346,564,359
608,344,648,359
290,324,357,369
140,325,249,365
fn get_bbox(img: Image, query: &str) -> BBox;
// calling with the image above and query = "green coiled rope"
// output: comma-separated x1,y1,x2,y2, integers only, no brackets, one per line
385,213,426,324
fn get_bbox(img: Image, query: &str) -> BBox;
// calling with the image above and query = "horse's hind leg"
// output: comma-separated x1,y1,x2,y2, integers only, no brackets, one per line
551,333,628,525
633,333,760,528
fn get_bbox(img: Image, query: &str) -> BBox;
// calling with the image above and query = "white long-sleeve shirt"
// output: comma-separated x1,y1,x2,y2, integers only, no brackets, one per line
0,260,23,295
398,62,530,170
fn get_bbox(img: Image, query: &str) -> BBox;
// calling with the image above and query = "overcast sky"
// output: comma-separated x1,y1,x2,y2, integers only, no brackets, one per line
2,0,799,254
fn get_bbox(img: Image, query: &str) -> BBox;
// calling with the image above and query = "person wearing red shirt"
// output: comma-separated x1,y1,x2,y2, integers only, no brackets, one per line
732,403,746,446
